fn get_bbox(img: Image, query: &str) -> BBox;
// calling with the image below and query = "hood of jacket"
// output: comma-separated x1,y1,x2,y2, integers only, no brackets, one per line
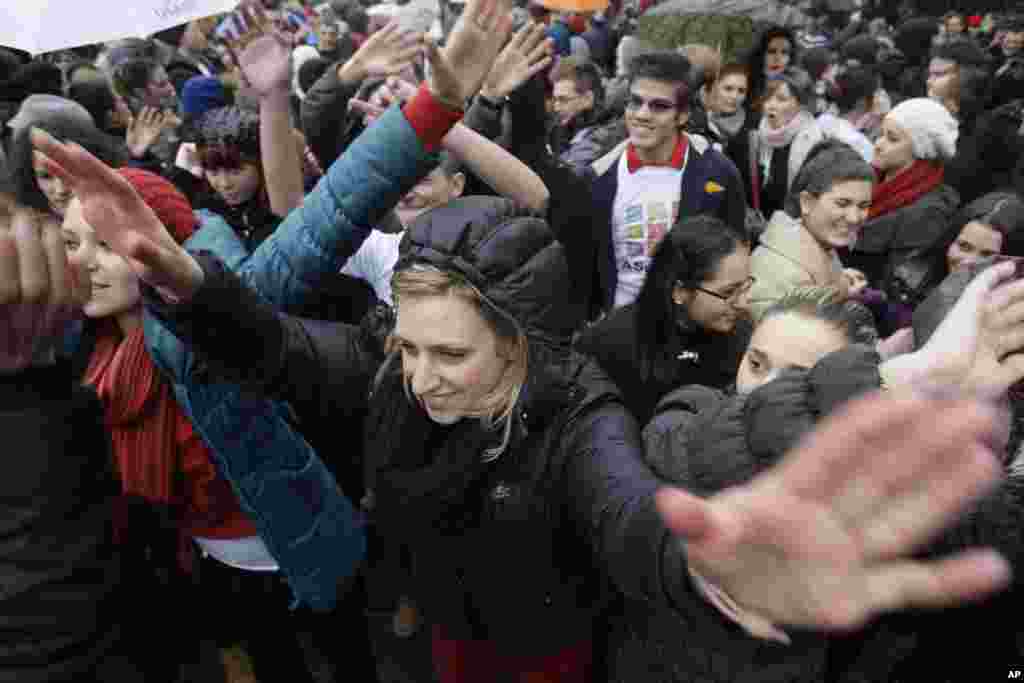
398,196,582,348
678,345,881,497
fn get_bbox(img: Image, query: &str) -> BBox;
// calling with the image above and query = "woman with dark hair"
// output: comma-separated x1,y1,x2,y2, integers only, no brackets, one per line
728,66,826,223
700,63,752,147
748,140,875,318
927,40,992,125
817,64,880,156
744,25,799,105
847,98,961,318
887,191,1024,314
7,114,127,218
577,215,753,424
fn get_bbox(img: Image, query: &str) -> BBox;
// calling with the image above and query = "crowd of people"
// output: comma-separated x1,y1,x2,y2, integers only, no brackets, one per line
0,0,1023,681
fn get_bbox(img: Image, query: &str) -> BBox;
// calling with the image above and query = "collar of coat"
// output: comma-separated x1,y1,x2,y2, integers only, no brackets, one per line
591,132,711,177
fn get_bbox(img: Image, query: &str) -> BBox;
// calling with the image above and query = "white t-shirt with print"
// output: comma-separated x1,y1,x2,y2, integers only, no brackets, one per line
612,152,685,308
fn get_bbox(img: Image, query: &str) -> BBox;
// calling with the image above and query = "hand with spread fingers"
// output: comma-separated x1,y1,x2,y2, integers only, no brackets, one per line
883,261,1024,393
30,130,204,304
0,208,77,374
480,21,554,101
349,77,419,124
227,0,294,97
126,107,172,160
968,264,1024,391
426,0,514,108
659,391,1010,633
337,20,425,85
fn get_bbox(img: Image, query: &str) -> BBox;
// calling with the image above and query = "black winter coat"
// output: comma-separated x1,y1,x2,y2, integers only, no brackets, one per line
144,251,740,658
844,184,960,299
0,363,131,682
577,304,751,425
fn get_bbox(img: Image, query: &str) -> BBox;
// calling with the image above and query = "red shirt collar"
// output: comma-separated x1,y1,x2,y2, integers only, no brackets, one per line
626,135,688,173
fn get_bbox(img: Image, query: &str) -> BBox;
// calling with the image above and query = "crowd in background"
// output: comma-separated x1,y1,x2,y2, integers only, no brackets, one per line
0,0,1023,681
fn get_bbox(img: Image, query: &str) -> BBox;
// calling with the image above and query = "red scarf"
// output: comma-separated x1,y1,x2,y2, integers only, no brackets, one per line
84,320,256,568
869,160,945,220
85,320,179,507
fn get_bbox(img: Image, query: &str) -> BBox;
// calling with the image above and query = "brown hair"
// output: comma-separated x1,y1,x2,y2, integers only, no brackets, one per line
679,44,722,89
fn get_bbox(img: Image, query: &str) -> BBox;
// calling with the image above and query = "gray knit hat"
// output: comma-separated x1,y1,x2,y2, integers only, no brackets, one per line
885,98,959,162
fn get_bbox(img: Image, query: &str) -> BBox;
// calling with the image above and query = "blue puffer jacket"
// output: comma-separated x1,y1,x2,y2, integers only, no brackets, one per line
142,104,439,612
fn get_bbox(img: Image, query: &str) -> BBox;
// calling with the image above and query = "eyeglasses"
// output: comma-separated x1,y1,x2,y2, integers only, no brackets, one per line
691,276,756,304
626,94,677,114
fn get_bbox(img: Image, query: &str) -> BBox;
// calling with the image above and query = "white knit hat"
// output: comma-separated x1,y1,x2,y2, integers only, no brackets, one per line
885,98,959,162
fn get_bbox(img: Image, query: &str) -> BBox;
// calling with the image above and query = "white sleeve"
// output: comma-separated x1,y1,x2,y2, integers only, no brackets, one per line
341,230,402,306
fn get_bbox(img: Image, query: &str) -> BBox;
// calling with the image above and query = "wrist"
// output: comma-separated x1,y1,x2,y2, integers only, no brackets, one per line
426,83,465,112
337,59,367,84
259,86,292,107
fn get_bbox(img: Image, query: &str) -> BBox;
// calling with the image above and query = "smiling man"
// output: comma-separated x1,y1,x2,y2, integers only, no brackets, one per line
589,51,747,310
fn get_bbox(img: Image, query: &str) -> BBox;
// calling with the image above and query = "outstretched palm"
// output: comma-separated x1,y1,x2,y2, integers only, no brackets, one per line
237,32,293,97
660,392,1009,631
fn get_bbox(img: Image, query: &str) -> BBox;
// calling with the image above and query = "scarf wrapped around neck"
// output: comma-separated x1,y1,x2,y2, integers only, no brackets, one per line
710,108,747,141
869,160,945,220
758,109,814,150
85,320,179,507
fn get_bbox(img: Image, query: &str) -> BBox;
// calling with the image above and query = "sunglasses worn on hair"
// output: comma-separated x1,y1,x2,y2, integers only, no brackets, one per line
626,94,677,114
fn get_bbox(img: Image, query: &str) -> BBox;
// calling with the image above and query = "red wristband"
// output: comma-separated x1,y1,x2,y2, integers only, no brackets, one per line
402,83,464,152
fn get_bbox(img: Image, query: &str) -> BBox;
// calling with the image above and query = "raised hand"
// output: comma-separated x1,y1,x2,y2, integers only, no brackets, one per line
659,391,1009,631
126,107,172,159
968,266,1024,391
884,261,1023,391
480,22,553,100
228,1,294,98
427,0,514,107
0,209,76,374
349,77,419,125
338,21,425,85
31,130,204,304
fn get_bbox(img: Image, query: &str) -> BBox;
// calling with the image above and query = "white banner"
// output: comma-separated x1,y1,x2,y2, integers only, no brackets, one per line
0,0,241,55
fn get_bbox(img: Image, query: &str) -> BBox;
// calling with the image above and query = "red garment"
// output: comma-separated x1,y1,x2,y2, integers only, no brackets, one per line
116,168,198,243
85,322,257,547
868,160,945,220
403,83,465,152
431,625,593,683
626,135,688,173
